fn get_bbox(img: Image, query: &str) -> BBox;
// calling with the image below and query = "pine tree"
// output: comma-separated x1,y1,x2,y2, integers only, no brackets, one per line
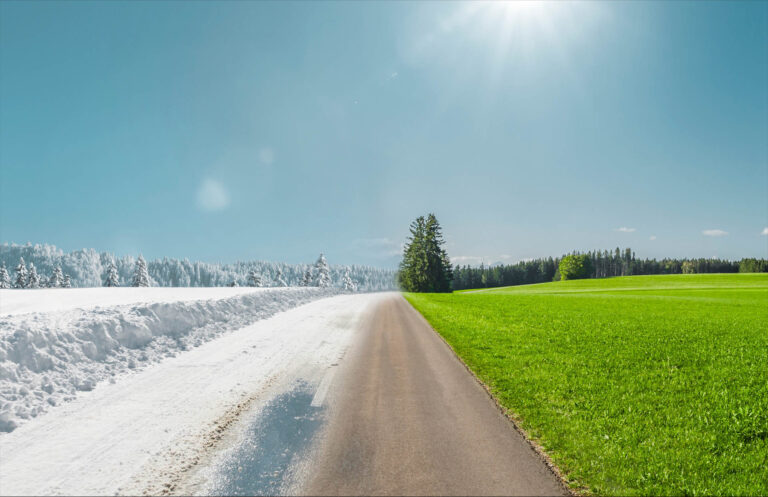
342,269,356,292
49,265,64,288
247,270,262,287
14,258,28,289
398,214,453,292
132,255,150,287
273,268,287,287
314,253,331,288
62,274,71,288
301,268,313,286
104,261,120,287
0,263,10,289
27,262,40,289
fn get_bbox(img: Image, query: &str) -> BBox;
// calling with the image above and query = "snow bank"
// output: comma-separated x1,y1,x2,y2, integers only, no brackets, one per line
0,287,337,432
0,287,275,317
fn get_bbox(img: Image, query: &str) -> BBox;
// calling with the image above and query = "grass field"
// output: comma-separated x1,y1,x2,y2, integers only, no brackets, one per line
404,274,768,496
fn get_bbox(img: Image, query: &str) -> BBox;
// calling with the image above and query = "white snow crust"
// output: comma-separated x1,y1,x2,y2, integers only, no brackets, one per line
0,287,337,432
0,292,387,496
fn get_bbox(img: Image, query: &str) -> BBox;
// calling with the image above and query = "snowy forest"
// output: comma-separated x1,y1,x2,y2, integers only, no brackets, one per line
0,242,397,291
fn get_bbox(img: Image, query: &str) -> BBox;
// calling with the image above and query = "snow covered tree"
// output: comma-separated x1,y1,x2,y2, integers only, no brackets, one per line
0,263,10,289
314,253,331,288
27,262,40,289
301,268,313,286
62,274,71,288
273,268,287,287
104,261,120,287
247,270,262,287
132,255,150,287
49,265,64,288
14,258,28,289
342,269,356,292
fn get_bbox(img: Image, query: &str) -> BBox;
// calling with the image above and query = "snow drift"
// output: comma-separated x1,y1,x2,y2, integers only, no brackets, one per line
0,287,337,432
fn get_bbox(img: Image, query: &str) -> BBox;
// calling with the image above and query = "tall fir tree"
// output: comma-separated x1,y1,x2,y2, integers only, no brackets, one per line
132,255,150,287
49,265,64,288
104,261,120,287
314,253,331,288
14,257,28,289
0,263,10,289
62,274,71,288
27,262,40,289
398,213,453,292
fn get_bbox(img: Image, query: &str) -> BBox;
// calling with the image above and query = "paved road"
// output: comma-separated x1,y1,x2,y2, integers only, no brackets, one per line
302,294,567,496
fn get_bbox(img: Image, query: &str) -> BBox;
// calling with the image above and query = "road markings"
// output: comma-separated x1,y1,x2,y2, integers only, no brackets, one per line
311,367,336,407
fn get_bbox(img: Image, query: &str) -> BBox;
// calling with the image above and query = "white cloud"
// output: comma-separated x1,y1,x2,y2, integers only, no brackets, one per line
353,238,402,257
616,227,636,233
762,227,768,236
196,179,230,212
258,147,275,165
649,235,657,241
702,229,728,237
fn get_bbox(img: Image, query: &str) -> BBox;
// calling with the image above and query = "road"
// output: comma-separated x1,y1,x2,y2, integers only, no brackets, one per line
0,292,566,496
301,294,567,496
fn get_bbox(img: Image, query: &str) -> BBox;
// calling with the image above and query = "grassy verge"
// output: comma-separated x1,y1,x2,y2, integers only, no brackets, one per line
404,274,768,496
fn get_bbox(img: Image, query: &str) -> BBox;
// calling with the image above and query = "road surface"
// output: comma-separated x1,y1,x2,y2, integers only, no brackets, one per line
301,294,567,496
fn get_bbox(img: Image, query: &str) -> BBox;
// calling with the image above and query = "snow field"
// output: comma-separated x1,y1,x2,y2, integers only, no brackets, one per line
0,287,338,432
0,292,388,496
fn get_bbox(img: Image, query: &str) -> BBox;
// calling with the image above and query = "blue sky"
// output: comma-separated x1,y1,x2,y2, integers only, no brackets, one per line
1,1,766,267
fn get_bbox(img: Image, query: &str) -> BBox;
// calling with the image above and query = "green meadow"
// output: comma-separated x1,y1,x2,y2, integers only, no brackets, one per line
405,274,768,496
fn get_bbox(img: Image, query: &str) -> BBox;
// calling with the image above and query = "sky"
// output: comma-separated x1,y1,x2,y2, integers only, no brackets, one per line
1,1,766,268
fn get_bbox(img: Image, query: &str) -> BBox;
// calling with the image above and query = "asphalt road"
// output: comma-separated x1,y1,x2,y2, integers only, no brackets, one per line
301,294,567,496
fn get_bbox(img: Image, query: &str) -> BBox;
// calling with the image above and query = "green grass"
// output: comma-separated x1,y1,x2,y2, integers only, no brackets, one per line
404,274,768,496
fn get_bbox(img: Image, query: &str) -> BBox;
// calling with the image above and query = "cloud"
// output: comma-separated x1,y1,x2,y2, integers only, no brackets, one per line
702,229,728,237
649,235,657,241
196,179,230,212
352,238,402,257
616,227,636,233
258,147,275,165
762,227,768,236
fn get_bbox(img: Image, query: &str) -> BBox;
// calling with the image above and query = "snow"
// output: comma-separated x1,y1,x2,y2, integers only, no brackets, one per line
1,287,272,317
0,292,388,496
0,287,338,432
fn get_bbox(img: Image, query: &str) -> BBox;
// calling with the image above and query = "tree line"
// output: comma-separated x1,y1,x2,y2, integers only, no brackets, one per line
1,242,395,290
452,248,768,290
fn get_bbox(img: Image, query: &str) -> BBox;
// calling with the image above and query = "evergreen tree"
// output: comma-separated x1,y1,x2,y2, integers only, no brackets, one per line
398,213,452,292
247,269,263,287
0,263,10,289
49,265,64,288
342,269,356,292
62,274,71,288
27,262,40,288
301,268,313,286
314,253,331,288
273,268,287,287
132,255,150,287
14,257,28,289
104,261,120,287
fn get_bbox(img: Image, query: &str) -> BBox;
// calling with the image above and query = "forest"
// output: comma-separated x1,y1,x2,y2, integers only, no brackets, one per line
451,247,768,291
0,242,397,291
